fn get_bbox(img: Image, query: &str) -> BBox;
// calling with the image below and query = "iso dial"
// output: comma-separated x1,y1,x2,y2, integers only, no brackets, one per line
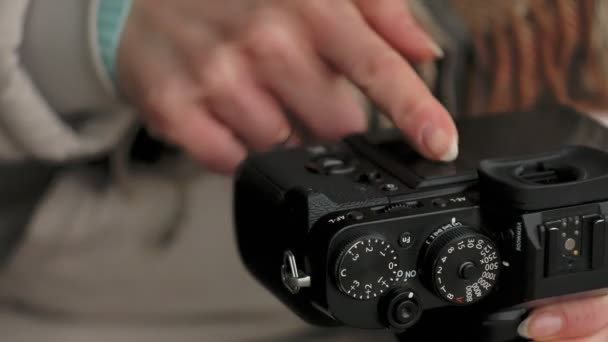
336,237,399,300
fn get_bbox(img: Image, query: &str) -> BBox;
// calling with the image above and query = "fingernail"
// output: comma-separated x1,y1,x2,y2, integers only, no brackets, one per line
517,313,563,339
422,126,458,162
429,41,444,59
276,126,292,144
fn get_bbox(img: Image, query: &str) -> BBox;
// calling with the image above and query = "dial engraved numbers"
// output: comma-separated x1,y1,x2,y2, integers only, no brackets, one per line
432,235,500,305
337,238,399,300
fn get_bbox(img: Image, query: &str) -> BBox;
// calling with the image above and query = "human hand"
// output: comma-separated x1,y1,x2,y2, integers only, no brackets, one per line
518,294,608,341
117,0,456,174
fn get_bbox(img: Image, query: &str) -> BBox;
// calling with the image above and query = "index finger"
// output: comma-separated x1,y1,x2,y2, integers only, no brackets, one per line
299,1,458,161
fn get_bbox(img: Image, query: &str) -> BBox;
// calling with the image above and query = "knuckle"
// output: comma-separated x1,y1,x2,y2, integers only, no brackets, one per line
140,91,179,132
354,51,403,93
203,50,243,95
296,0,336,24
242,15,296,65
297,0,326,18
140,86,172,113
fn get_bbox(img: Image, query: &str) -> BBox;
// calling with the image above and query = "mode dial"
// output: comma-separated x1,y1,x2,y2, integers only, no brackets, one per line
423,227,501,305
336,237,399,300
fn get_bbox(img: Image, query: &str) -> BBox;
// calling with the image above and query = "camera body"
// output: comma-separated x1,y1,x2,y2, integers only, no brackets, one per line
234,109,608,340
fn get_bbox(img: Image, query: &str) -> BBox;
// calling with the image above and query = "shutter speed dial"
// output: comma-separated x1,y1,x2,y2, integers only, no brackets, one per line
423,227,501,305
336,237,399,300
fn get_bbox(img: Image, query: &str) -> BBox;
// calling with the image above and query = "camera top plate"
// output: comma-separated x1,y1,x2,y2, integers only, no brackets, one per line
346,106,608,192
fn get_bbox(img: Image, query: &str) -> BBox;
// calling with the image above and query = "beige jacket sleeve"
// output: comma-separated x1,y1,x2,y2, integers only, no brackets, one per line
0,0,135,162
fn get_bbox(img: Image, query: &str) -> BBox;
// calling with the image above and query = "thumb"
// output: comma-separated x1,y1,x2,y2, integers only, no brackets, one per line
517,294,608,341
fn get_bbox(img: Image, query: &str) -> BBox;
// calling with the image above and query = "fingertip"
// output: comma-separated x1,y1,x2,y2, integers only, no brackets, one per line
401,30,445,63
439,135,459,162
206,159,243,176
517,316,531,339
407,36,445,64
517,295,608,341
355,0,444,63
428,40,445,60
420,124,459,162
168,108,248,175
396,100,457,162
187,145,246,175
517,312,564,340
443,119,460,162
197,139,247,172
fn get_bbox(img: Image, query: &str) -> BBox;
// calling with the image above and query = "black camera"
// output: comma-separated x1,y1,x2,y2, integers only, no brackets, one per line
234,108,608,341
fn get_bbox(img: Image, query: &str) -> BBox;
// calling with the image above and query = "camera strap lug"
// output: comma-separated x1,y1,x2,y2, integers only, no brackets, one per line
281,251,311,294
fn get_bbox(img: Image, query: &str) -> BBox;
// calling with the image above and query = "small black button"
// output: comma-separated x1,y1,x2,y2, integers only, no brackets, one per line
432,198,448,208
327,164,356,175
458,262,478,280
347,211,365,221
318,157,343,168
305,163,321,174
319,157,356,175
382,184,399,192
384,290,422,330
359,171,383,184
306,156,356,175
501,229,516,242
399,232,415,249
394,301,419,324
307,146,328,156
